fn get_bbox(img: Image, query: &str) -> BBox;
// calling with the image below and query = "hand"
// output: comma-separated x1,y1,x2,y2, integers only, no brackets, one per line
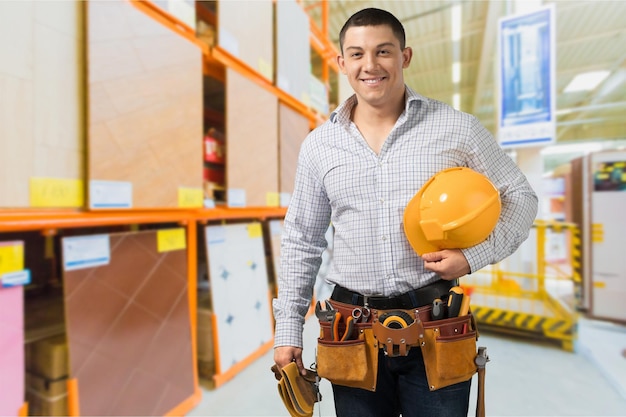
274,346,306,376
421,249,470,280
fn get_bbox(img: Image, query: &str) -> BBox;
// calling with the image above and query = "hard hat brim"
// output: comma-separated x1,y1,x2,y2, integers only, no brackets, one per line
403,189,440,256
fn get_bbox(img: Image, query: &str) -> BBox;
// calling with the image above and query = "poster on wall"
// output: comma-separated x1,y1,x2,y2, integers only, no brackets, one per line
498,5,555,148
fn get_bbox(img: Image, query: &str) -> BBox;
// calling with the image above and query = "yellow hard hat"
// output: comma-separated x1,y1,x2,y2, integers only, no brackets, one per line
403,167,501,255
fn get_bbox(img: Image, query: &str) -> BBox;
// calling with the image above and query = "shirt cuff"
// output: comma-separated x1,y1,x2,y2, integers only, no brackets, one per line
273,318,305,349
461,240,492,274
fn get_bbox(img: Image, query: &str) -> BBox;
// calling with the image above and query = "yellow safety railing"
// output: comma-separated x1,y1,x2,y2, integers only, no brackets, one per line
463,220,581,351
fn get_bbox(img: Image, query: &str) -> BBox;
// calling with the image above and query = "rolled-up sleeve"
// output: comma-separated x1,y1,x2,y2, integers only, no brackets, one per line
461,118,539,273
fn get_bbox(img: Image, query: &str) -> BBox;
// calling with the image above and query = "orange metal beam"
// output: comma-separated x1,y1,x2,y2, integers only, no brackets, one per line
203,54,226,83
129,0,209,55
0,208,287,232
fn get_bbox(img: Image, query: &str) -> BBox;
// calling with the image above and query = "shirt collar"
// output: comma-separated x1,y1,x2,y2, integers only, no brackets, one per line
329,85,429,125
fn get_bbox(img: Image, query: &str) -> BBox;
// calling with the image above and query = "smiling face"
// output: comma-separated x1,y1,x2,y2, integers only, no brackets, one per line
337,24,412,110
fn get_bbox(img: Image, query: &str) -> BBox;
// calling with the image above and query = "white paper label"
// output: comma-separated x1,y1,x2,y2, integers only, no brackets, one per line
63,235,111,271
90,180,133,209
227,188,246,207
1,269,30,287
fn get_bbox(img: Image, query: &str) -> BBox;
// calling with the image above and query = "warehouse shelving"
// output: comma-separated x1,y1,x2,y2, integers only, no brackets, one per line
0,0,336,415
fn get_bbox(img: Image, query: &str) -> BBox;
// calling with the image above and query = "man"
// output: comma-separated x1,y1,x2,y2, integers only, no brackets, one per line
273,7,538,417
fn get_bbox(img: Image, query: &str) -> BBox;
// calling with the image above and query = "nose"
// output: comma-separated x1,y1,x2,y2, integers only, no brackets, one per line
364,53,378,71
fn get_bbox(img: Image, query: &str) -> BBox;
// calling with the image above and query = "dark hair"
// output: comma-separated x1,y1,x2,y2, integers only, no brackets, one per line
339,8,406,54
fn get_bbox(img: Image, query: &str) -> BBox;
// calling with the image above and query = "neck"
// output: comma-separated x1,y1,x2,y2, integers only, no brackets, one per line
352,92,405,123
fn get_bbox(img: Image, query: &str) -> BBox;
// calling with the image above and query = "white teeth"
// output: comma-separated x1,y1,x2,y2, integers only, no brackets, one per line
363,78,382,84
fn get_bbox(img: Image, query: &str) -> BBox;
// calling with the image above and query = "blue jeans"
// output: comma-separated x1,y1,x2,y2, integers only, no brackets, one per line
332,347,471,417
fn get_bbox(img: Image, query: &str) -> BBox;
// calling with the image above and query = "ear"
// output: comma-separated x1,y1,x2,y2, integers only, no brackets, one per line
402,47,413,68
337,54,347,74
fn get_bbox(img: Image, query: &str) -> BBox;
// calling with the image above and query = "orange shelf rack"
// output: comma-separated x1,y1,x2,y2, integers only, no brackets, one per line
0,206,286,416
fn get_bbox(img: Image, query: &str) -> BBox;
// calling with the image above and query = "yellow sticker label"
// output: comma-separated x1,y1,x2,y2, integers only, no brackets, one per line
258,58,273,81
591,223,604,243
30,178,84,208
0,242,24,275
301,92,311,107
266,192,280,207
157,228,187,252
248,223,262,239
593,281,606,288
178,187,203,208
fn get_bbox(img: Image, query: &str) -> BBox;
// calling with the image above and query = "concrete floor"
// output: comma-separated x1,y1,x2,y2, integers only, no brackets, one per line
187,314,626,417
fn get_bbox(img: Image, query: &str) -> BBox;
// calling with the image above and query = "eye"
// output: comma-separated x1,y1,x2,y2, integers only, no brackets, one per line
350,52,363,58
378,49,390,56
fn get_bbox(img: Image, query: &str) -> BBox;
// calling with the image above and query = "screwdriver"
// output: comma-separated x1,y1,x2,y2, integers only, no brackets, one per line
447,286,465,317
459,292,471,316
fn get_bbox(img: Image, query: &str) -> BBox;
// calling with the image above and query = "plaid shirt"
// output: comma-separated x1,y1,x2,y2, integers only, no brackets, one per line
273,86,538,348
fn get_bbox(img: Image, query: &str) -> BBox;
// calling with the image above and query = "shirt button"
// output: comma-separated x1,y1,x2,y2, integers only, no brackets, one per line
379,198,385,203
382,235,387,241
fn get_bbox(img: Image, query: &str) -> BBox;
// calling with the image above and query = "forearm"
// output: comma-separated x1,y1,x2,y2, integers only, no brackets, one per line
463,174,538,272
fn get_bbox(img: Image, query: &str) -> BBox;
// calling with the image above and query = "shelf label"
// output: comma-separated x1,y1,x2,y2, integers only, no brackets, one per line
247,223,262,239
178,187,203,208
62,235,110,271
206,225,226,246
258,58,273,82
269,220,283,236
89,180,132,209
157,228,187,252
2,269,30,287
266,192,280,207
280,192,291,207
227,188,246,207
30,177,84,208
0,241,24,276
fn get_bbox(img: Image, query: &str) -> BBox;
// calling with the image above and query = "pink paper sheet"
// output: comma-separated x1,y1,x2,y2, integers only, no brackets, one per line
0,286,25,416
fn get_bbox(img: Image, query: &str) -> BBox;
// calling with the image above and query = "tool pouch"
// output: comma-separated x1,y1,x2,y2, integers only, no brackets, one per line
419,312,478,391
316,301,378,391
371,305,478,391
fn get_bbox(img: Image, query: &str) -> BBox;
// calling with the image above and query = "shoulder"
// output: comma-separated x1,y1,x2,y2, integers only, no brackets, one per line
423,97,476,124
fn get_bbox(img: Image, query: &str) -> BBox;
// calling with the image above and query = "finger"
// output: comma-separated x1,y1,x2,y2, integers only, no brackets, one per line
421,251,444,262
293,355,307,375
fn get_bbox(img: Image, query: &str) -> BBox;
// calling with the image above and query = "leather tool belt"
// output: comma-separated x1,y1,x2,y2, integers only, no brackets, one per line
316,281,488,416
371,304,478,388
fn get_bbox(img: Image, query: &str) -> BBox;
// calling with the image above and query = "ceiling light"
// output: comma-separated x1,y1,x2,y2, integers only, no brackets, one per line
563,71,611,93
451,5,461,41
453,93,460,110
452,62,460,84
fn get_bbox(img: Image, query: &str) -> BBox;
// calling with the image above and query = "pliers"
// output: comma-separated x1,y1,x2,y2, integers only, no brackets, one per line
315,300,354,341
339,315,355,341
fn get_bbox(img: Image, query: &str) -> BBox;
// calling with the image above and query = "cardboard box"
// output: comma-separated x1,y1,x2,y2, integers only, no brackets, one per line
25,334,68,380
25,372,68,416
197,291,216,379
26,388,68,416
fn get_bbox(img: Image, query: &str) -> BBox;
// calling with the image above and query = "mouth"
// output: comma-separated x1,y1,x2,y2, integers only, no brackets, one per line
361,77,386,85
